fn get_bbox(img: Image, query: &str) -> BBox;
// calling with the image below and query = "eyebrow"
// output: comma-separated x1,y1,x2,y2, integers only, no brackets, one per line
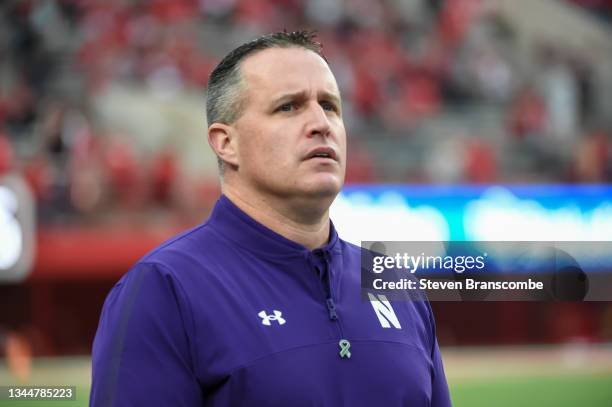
270,90,342,108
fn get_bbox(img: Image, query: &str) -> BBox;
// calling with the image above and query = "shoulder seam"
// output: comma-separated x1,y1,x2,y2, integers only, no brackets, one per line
139,222,210,262
151,262,200,375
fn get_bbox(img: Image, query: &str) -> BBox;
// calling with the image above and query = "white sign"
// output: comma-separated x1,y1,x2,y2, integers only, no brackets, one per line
0,176,35,282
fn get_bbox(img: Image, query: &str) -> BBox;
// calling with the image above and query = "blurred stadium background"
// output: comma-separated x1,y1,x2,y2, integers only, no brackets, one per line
1,0,612,405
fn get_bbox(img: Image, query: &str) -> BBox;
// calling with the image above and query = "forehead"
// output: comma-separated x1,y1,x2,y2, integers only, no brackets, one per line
239,47,340,101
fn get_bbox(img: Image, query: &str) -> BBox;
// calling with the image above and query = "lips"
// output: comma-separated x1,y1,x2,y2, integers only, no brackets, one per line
304,146,338,162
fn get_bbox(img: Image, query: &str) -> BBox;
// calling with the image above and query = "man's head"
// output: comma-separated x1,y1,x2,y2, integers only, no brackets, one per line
207,31,346,205
206,31,325,129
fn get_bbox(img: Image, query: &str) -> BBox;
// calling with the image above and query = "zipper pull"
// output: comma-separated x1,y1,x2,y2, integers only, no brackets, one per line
326,298,338,320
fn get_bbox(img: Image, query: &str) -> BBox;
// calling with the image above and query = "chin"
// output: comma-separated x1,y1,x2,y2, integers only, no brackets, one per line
300,176,343,199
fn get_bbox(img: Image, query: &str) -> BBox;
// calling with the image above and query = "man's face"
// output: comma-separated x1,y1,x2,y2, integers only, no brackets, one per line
231,47,346,201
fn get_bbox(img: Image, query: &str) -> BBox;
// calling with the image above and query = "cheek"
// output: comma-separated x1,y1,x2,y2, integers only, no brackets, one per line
241,132,292,173
336,127,348,161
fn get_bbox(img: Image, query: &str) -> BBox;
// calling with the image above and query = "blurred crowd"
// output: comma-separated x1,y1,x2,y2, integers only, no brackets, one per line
0,0,611,223
569,0,612,22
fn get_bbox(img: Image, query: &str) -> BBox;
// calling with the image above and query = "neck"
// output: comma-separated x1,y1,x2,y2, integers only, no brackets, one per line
222,184,333,250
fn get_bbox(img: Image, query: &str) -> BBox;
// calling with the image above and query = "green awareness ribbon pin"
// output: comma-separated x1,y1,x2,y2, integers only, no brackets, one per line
339,339,351,359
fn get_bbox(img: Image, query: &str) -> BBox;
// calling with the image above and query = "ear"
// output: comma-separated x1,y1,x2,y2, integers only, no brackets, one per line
208,123,239,169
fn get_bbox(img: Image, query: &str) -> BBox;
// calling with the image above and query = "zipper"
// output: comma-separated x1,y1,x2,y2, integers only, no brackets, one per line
313,250,350,358
313,249,341,324
325,298,338,320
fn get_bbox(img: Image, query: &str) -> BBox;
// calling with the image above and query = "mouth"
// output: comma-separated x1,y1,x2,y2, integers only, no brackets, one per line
304,146,338,162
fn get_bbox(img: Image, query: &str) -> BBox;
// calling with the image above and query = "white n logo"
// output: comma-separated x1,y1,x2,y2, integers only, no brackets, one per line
368,293,401,329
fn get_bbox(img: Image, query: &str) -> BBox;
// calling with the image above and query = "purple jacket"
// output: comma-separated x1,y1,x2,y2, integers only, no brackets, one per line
90,195,451,406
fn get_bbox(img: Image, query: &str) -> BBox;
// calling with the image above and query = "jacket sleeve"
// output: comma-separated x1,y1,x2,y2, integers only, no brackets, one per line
427,302,453,407
90,262,202,406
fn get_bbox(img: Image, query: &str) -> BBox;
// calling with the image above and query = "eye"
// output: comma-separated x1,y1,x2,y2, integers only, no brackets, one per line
320,101,338,112
276,102,295,112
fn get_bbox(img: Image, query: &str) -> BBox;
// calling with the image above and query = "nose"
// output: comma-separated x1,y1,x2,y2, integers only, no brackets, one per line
305,103,332,139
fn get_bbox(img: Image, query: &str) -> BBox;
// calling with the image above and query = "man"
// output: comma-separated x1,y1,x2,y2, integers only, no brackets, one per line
90,31,451,407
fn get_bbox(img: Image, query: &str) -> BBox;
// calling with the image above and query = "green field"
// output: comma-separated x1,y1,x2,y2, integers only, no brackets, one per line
452,374,612,407
1,345,611,406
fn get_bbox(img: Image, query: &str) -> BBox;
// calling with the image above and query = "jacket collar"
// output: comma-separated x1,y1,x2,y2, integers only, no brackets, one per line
207,195,341,259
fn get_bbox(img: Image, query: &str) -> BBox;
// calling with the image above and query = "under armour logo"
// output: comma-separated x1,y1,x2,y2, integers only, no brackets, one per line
258,310,286,326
